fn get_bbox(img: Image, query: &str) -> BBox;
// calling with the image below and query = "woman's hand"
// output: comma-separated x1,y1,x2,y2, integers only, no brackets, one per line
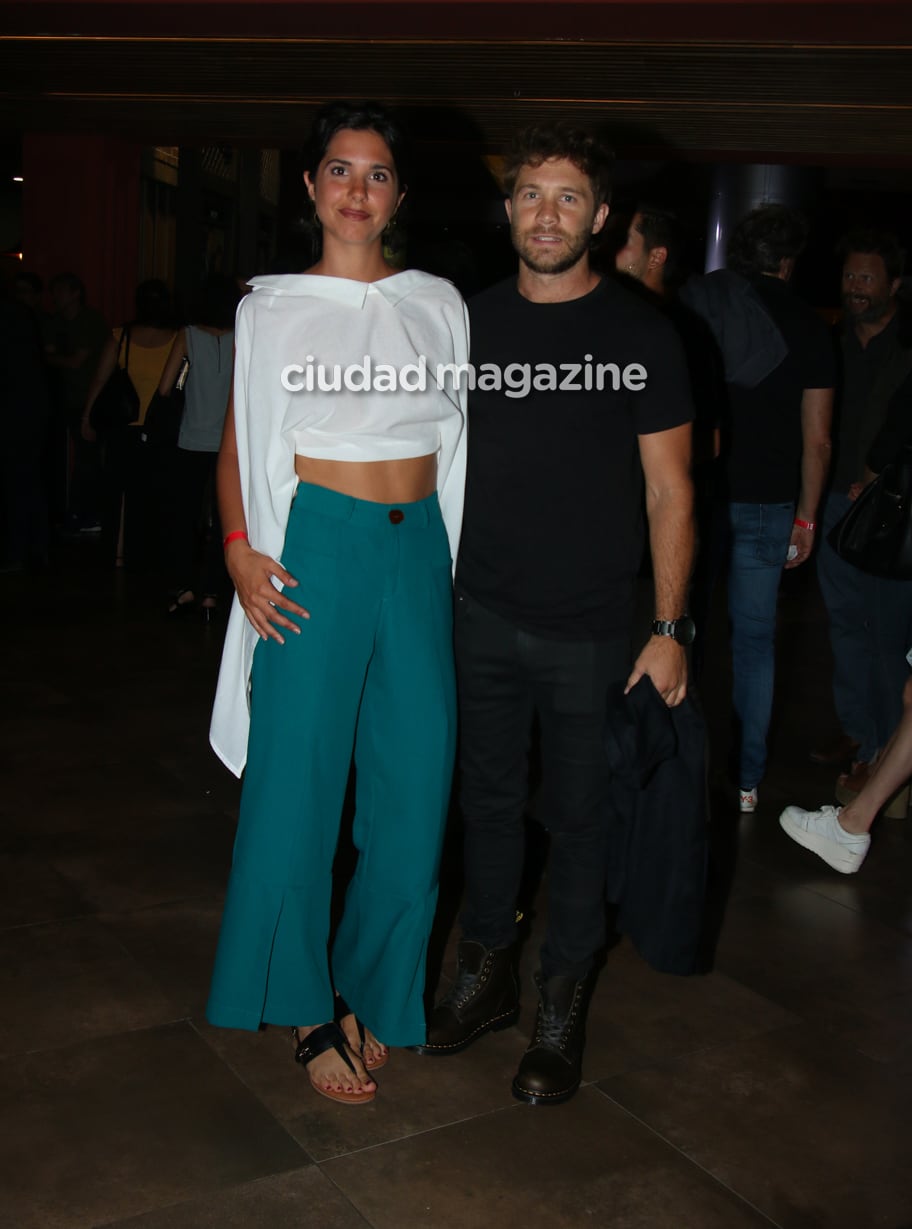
225,541,310,644
158,330,189,395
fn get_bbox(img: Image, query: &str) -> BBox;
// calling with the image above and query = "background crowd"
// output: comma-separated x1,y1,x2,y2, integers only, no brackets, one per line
2,194,910,847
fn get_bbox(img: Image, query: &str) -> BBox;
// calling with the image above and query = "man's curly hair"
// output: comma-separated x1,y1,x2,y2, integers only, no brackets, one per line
837,228,905,282
501,122,613,207
726,204,809,276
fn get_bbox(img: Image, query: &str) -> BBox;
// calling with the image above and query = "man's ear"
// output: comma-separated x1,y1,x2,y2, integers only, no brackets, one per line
591,202,609,236
649,245,669,271
504,196,513,224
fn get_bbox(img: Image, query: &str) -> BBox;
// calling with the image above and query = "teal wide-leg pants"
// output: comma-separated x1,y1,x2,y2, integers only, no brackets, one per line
206,483,456,1046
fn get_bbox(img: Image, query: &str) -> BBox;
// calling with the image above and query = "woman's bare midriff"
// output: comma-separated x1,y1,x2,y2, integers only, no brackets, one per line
294,454,437,504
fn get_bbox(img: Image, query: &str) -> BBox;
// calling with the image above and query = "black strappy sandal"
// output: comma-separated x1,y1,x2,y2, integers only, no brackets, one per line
292,1022,376,1105
166,588,196,618
334,993,389,1071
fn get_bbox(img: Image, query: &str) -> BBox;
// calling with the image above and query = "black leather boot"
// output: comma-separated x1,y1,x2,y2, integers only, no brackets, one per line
412,939,519,1056
511,972,590,1105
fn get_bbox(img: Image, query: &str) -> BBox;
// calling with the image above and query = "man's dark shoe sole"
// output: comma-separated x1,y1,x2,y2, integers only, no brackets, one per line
410,1006,519,1056
510,1075,580,1105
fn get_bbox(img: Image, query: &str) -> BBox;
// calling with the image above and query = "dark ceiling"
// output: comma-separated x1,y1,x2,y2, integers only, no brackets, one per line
2,1,912,164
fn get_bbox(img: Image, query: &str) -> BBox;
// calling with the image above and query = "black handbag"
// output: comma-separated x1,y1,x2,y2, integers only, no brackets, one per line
142,356,189,448
827,445,912,579
89,328,140,433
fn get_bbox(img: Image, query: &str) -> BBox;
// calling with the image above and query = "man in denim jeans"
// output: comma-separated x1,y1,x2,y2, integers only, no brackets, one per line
683,205,834,812
814,231,912,792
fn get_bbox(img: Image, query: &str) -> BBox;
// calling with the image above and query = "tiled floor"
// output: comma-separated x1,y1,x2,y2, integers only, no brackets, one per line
2,549,909,1229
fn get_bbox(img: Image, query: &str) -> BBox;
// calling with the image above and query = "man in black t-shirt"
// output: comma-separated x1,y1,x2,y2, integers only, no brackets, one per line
815,231,912,788
415,124,695,1105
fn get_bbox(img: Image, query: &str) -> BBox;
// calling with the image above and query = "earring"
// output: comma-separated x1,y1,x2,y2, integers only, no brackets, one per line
383,213,398,241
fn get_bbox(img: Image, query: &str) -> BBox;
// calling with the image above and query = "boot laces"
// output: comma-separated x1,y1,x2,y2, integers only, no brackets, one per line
533,990,580,1051
441,955,492,1010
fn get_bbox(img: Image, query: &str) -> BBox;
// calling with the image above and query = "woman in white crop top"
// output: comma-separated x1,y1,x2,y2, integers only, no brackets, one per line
205,102,468,1107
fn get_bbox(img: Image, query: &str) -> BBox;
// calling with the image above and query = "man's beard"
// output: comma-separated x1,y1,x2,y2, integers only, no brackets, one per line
511,221,592,276
842,292,893,325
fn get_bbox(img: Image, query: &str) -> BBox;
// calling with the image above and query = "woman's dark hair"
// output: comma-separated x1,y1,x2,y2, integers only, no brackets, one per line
502,122,613,208
303,100,411,188
189,273,243,329
133,278,173,327
726,205,808,277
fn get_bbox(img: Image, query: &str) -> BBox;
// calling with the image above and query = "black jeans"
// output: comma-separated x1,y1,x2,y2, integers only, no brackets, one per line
166,448,225,598
455,587,629,980
64,406,102,528
101,427,167,570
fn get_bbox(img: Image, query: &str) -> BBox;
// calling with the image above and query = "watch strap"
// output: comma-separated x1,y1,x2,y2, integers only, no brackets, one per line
652,619,679,638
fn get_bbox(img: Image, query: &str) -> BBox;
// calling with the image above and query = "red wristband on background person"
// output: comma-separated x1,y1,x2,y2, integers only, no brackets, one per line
793,518,816,531
223,530,249,548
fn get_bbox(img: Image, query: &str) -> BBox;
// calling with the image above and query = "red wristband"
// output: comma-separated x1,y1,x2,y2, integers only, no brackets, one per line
793,518,816,531
223,530,249,549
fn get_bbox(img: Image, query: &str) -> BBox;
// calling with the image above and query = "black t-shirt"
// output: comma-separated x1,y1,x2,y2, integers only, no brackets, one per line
722,277,835,504
456,275,694,640
868,365,912,474
834,313,912,492
46,306,109,412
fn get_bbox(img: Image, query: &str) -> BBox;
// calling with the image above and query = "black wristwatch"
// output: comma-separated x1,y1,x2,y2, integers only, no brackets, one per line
652,616,696,646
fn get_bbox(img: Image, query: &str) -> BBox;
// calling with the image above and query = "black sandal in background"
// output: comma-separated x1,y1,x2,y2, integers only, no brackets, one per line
166,588,196,617
200,594,220,625
334,992,389,1071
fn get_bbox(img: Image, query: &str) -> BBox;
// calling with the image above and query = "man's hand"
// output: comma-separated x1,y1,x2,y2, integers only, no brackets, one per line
637,423,695,706
625,635,688,707
784,523,815,569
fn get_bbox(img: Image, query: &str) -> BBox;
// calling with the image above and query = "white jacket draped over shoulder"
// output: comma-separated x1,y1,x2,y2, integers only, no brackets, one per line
210,269,469,777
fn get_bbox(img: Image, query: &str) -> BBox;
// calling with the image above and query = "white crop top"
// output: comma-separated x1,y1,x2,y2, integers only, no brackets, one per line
210,269,469,777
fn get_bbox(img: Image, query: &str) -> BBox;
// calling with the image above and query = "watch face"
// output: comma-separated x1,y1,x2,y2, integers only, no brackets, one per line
674,617,696,646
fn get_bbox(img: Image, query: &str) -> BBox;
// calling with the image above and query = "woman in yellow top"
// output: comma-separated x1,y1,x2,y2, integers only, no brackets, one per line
83,280,176,568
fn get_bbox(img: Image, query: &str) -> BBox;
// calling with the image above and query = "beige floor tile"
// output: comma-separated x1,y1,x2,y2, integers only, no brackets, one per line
0,1023,308,1229
96,1168,370,1229
600,1024,912,1229
323,1087,773,1229
0,917,179,1056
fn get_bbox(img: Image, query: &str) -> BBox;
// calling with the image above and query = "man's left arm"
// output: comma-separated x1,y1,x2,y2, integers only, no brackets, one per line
625,422,695,707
